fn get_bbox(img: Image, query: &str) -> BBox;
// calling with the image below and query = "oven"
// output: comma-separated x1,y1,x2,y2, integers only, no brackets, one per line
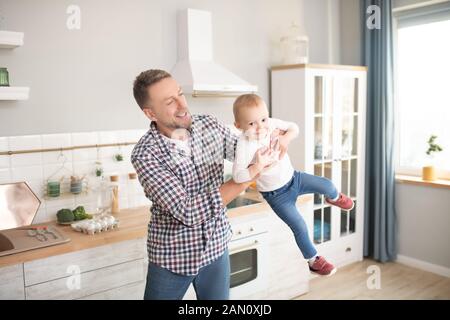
182,213,270,300
229,214,269,299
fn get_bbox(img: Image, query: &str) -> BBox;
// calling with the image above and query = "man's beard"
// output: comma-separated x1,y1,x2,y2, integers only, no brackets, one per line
167,114,192,130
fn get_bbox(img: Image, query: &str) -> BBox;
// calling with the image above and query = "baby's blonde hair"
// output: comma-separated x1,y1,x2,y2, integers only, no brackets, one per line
233,94,265,120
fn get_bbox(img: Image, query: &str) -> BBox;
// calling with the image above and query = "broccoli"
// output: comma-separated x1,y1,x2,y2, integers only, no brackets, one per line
57,209,75,223
72,206,92,220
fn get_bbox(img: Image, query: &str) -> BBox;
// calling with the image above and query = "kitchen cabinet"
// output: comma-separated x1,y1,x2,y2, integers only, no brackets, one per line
0,237,147,300
265,203,310,299
183,205,311,300
1,202,313,300
0,263,25,300
271,64,367,269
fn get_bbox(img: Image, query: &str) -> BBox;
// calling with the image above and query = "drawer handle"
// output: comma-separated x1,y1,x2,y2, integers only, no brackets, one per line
346,247,352,252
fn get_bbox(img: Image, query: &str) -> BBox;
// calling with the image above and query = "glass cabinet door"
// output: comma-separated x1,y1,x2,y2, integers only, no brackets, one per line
336,77,359,238
313,75,360,244
313,76,334,244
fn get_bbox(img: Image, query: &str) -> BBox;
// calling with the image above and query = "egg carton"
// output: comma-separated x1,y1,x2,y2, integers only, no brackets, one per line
71,214,119,235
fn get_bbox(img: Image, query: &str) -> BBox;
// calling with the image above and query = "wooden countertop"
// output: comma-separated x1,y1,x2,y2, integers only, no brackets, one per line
0,191,312,268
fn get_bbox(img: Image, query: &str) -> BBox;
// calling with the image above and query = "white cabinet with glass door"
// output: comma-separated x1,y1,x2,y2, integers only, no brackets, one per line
271,64,367,268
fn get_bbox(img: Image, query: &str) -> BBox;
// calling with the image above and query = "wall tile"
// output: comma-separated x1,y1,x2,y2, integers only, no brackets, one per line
9,136,43,167
26,179,46,201
32,205,49,224
73,161,97,178
9,135,42,150
73,148,97,162
11,153,43,167
11,165,44,182
99,146,117,160
41,133,72,148
121,129,147,143
3,130,149,213
43,163,74,181
71,132,99,145
99,131,123,145
0,137,10,169
0,168,12,183
42,150,73,165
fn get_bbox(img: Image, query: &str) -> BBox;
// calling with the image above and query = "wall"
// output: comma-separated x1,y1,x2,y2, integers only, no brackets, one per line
0,0,309,136
339,0,362,65
396,183,450,271
0,129,150,224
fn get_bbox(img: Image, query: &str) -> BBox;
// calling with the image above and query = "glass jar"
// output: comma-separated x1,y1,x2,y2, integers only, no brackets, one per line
95,176,112,214
280,22,309,65
110,175,120,214
0,68,10,87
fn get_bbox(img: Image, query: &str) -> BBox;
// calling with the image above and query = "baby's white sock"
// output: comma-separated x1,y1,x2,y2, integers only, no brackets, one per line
308,255,318,266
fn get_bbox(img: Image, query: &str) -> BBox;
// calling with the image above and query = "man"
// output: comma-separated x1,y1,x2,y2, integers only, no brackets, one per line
131,69,254,300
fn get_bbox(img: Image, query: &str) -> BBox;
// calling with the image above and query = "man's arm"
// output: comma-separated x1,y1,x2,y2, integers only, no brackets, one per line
212,116,239,162
219,179,253,206
207,115,254,204
132,156,225,227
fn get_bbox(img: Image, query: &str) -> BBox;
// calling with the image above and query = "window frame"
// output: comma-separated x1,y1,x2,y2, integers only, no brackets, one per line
393,2,450,180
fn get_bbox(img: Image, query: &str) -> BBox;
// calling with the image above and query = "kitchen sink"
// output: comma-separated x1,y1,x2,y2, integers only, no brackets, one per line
0,182,71,257
226,196,261,209
0,226,70,257
0,233,14,252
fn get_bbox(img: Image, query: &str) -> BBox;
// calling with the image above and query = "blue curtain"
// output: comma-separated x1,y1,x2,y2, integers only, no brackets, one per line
362,0,397,262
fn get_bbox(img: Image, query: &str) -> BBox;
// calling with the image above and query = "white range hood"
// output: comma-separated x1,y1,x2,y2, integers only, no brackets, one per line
171,9,257,97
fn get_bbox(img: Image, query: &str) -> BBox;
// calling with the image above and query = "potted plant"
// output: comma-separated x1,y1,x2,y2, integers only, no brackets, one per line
422,135,443,181
94,161,104,178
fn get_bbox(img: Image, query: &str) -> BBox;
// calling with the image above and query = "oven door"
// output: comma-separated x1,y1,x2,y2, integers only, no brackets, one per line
229,232,269,299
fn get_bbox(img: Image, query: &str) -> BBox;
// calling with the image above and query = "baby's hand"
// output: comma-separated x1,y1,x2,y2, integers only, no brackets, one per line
255,147,277,171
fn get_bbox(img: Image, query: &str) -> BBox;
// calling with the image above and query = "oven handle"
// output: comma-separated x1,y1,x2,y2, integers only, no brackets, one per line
229,240,258,253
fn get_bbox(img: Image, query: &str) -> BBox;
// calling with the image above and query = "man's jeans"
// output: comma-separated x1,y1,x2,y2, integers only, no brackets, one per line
144,249,230,300
260,171,338,260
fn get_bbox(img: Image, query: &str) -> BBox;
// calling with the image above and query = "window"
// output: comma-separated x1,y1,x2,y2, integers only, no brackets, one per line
395,4,450,178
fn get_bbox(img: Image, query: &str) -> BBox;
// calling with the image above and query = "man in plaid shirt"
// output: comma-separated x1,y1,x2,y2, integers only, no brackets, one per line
131,69,254,300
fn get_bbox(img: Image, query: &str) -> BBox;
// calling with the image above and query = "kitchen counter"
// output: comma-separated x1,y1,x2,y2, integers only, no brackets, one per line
0,190,312,268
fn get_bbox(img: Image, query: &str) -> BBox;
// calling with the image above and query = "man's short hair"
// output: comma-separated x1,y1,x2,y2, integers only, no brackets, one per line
233,93,264,120
133,69,171,110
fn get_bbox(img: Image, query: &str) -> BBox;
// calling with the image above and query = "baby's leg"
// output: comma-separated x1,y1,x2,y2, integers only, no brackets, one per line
297,171,339,200
265,196,317,260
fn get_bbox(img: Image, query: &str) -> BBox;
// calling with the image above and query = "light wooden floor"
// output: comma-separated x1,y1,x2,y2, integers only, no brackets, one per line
295,259,450,300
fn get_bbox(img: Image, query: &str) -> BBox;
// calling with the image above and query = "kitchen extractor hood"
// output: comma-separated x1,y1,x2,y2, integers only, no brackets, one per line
171,8,258,97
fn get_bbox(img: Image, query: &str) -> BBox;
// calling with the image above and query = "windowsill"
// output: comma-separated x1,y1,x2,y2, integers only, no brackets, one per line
395,174,450,190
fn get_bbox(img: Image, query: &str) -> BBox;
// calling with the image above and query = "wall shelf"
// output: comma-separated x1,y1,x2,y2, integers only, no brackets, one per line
0,31,24,48
0,87,29,100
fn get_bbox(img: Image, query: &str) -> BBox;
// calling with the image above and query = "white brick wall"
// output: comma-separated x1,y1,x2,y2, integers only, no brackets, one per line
0,129,150,224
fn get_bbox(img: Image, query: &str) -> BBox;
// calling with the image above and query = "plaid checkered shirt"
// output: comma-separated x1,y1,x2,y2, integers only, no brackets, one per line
131,114,238,275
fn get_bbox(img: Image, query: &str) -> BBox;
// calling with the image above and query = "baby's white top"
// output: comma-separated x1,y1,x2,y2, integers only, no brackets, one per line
232,118,299,192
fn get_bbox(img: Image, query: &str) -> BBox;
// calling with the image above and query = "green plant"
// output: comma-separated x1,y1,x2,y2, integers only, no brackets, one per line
95,167,103,177
426,135,443,156
56,208,74,223
114,154,124,162
72,205,92,220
